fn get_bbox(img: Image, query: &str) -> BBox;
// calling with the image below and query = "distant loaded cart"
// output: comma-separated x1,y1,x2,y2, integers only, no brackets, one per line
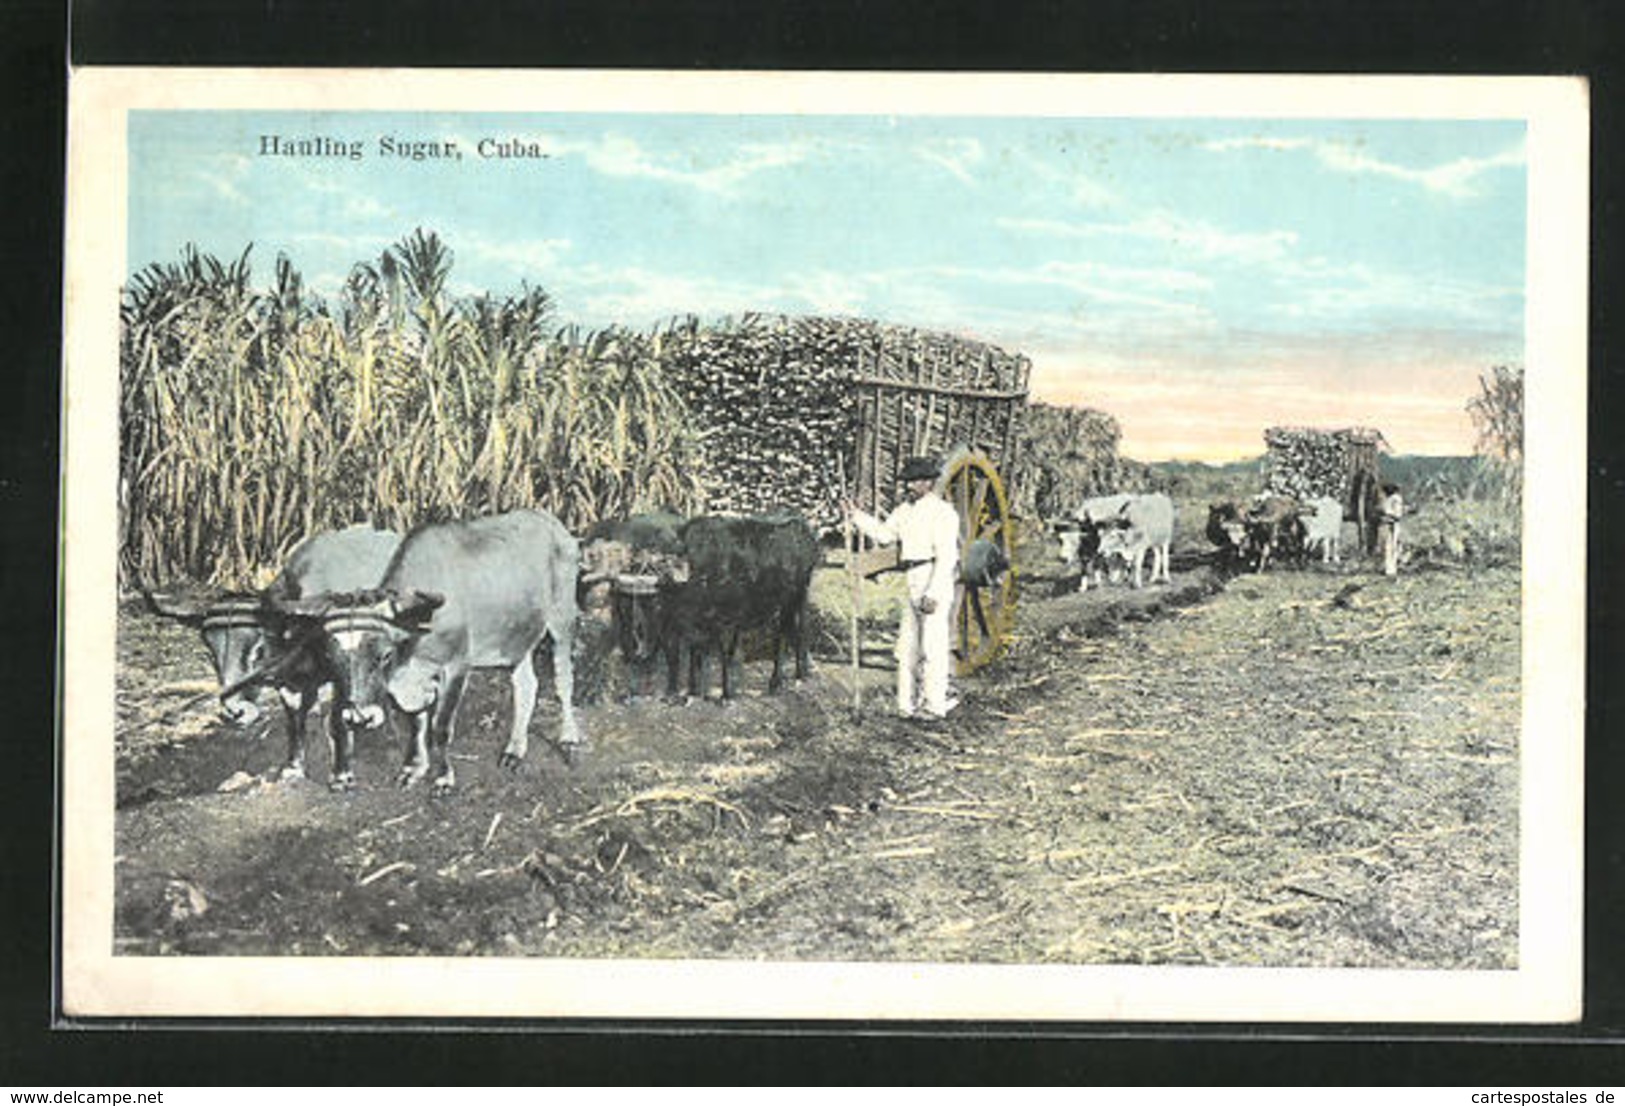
657,313,1031,674
1261,426,1390,554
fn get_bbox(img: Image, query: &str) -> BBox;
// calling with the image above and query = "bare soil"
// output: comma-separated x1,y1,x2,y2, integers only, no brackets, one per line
113,557,1519,968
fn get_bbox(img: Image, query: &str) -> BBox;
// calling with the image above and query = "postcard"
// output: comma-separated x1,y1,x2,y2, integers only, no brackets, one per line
61,69,1587,1021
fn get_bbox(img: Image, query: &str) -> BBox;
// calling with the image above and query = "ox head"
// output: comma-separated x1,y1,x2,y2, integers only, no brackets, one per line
1093,507,1139,574
581,535,690,664
272,589,444,730
1052,518,1101,570
147,589,281,725
1205,503,1249,558
609,573,665,663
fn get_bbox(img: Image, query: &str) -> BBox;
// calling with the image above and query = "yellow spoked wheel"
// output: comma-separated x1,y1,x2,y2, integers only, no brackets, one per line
939,448,1018,676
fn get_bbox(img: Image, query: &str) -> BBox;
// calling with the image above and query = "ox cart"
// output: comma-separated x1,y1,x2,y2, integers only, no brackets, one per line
1261,426,1389,555
659,313,1031,675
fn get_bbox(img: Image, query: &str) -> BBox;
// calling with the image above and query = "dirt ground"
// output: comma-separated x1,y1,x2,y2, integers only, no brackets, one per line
112,553,1519,968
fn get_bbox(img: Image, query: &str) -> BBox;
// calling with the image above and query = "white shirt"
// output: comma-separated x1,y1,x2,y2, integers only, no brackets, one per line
852,492,961,605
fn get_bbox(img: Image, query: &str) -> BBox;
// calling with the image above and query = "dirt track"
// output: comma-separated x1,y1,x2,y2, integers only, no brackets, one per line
113,560,1519,967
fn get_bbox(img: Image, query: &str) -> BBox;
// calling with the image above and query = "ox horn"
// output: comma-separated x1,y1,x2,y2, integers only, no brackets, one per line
143,587,217,625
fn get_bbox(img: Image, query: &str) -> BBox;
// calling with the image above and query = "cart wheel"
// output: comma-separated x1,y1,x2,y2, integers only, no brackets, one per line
939,448,1018,675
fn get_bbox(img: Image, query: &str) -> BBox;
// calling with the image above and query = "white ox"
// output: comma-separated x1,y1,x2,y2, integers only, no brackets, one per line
1300,496,1345,564
1057,493,1136,592
1095,493,1176,589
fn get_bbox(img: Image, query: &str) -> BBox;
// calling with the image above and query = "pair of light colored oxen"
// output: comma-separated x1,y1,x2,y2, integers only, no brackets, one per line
149,511,584,797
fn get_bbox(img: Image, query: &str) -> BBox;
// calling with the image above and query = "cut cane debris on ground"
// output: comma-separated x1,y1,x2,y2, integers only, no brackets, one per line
113,558,1518,967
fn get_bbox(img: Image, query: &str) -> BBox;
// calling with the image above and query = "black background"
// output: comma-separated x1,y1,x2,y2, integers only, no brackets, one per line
5,0,1621,1085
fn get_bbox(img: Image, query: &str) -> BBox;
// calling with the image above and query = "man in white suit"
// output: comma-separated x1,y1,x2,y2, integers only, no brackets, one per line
1377,482,1405,577
847,456,962,720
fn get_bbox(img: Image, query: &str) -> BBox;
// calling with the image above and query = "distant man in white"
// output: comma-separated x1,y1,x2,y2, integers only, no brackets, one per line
1377,482,1405,577
847,456,962,719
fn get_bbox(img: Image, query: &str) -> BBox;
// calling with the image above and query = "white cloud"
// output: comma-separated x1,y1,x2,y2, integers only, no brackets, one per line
287,230,396,255
1202,137,1312,154
559,264,778,327
999,213,1298,264
194,170,248,205
1070,177,1118,209
1007,148,1119,210
783,270,872,316
457,233,573,279
1025,259,1212,295
1315,140,1526,198
187,154,254,206
1204,135,1527,198
569,134,810,194
914,138,985,186
1273,256,1523,326
545,253,1219,345
295,172,398,223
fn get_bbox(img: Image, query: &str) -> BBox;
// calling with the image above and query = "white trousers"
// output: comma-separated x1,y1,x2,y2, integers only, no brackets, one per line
1379,521,1401,576
896,598,952,716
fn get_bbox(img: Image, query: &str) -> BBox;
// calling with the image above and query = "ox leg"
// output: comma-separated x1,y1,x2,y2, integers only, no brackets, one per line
278,686,311,781
327,706,357,792
546,630,585,760
794,600,811,680
664,642,681,701
719,632,740,701
767,632,785,693
550,631,583,753
398,710,431,789
500,651,539,770
428,671,468,795
686,643,707,701
769,603,804,692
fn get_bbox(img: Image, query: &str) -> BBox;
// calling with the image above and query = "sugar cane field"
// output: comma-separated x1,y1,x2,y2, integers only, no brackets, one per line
113,493,1521,968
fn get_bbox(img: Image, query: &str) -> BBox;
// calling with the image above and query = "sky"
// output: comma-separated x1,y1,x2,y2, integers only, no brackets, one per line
127,111,1527,460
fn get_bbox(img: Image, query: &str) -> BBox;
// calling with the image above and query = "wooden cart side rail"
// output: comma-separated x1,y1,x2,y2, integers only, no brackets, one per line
849,375,1030,402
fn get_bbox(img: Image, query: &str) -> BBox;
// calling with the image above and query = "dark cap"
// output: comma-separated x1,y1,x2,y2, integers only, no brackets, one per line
900,456,941,482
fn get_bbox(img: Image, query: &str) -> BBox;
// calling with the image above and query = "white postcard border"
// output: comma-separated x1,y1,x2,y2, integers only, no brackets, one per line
61,68,1588,1022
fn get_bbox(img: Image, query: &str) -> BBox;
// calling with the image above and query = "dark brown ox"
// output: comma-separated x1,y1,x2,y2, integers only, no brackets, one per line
1245,496,1308,572
606,513,821,702
1205,501,1250,574
146,524,401,788
579,511,692,701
